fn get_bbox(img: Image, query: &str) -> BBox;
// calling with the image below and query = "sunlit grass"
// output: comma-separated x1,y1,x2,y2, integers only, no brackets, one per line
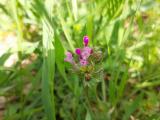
0,0,160,120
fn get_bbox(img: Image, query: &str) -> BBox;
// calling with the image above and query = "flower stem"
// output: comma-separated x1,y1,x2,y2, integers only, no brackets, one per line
101,70,106,102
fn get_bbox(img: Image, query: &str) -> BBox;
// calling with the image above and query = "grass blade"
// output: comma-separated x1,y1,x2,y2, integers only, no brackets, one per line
123,93,143,120
41,0,56,119
42,20,56,120
55,31,72,90
72,0,78,21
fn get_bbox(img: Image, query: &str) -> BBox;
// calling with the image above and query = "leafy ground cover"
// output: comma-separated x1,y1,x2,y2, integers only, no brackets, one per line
0,0,160,120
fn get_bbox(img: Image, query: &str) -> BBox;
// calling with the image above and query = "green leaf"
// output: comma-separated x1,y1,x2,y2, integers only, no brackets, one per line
0,52,11,66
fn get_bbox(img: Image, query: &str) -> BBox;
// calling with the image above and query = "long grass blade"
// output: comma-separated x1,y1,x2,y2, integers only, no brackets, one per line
41,0,56,119
123,93,143,120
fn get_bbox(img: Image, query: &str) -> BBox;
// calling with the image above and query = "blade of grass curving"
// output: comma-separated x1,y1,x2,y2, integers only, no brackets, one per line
65,0,74,22
58,14,74,51
0,52,11,65
112,0,125,19
136,80,160,88
31,0,55,30
123,93,143,120
0,3,10,16
55,31,72,90
55,1,74,51
72,0,78,21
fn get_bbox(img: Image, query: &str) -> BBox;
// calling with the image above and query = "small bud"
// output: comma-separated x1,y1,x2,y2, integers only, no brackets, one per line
75,48,81,55
83,36,89,46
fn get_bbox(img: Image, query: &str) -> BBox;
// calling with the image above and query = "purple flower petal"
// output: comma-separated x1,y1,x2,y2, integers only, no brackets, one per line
80,59,88,66
66,52,72,57
80,47,92,60
83,47,92,54
64,52,74,64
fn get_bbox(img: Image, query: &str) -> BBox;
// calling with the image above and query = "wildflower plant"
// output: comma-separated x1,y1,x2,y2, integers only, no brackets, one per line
64,36,103,86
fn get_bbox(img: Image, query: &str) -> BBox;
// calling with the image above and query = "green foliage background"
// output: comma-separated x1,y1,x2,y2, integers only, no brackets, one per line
0,0,160,120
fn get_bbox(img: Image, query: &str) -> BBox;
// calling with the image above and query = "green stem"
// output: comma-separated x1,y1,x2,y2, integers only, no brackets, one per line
83,84,94,119
101,70,106,102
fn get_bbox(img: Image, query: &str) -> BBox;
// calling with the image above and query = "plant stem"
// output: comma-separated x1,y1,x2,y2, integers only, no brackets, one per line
101,70,106,102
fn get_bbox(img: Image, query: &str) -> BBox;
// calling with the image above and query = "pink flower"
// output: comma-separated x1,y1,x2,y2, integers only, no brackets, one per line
65,36,92,66
80,59,88,66
81,47,92,60
83,47,92,54
64,52,74,64
75,48,81,55
83,36,89,46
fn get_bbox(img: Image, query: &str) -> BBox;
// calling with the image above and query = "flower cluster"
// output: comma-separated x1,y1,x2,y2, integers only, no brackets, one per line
64,36,103,83
64,36,92,66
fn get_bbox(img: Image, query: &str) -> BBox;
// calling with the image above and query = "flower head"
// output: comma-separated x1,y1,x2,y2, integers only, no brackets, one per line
83,36,89,46
64,35,93,66
64,35,103,83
